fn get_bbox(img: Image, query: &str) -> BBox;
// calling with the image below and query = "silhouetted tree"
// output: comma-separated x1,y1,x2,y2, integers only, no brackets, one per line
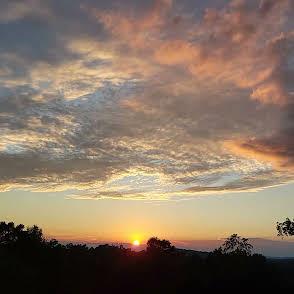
146,237,175,254
215,234,253,256
0,221,44,247
0,222,23,244
277,218,294,236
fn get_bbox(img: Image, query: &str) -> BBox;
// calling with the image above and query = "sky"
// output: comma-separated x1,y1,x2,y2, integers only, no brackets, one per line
0,0,294,256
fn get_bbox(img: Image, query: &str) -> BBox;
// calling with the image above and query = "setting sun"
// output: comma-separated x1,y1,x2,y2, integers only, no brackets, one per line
133,240,140,246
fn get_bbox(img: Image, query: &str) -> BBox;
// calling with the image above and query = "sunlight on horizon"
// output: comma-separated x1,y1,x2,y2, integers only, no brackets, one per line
132,240,140,246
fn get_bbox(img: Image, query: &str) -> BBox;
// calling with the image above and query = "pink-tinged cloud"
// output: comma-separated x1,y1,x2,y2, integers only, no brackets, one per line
226,134,294,170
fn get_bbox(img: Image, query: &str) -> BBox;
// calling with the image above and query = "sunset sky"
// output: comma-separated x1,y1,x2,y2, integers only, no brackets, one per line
0,0,294,255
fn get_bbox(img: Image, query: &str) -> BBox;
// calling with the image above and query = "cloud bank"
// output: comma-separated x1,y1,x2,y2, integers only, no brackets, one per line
0,0,293,199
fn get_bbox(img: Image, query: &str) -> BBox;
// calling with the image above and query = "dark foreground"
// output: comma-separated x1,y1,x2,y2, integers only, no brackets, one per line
1,221,294,293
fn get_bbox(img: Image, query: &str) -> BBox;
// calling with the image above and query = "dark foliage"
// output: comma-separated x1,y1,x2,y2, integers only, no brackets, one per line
277,217,294,236
0,221,293,293
213,233,253,256
146,237,175,254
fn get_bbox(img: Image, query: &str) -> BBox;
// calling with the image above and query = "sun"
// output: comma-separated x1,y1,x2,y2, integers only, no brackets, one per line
132,240,140,246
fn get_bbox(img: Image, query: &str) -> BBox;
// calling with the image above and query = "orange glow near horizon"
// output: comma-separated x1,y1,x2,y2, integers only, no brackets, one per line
133,239,140,246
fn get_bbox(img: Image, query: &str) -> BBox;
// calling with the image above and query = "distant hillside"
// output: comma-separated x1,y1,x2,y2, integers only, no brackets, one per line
175,248,210,258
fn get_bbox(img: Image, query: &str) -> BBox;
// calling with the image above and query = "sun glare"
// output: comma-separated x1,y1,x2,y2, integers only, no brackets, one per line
133,240,140,246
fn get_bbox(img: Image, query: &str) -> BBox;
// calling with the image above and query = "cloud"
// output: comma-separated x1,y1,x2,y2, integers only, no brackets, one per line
0,0,49,23
0,0,293,199
227,132,294,170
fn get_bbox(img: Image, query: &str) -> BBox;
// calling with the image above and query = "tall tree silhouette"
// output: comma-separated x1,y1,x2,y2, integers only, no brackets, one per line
146,237,175,254
214,234,253,256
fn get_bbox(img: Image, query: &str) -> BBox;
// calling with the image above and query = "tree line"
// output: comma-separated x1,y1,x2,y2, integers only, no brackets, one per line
1,220,294,293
